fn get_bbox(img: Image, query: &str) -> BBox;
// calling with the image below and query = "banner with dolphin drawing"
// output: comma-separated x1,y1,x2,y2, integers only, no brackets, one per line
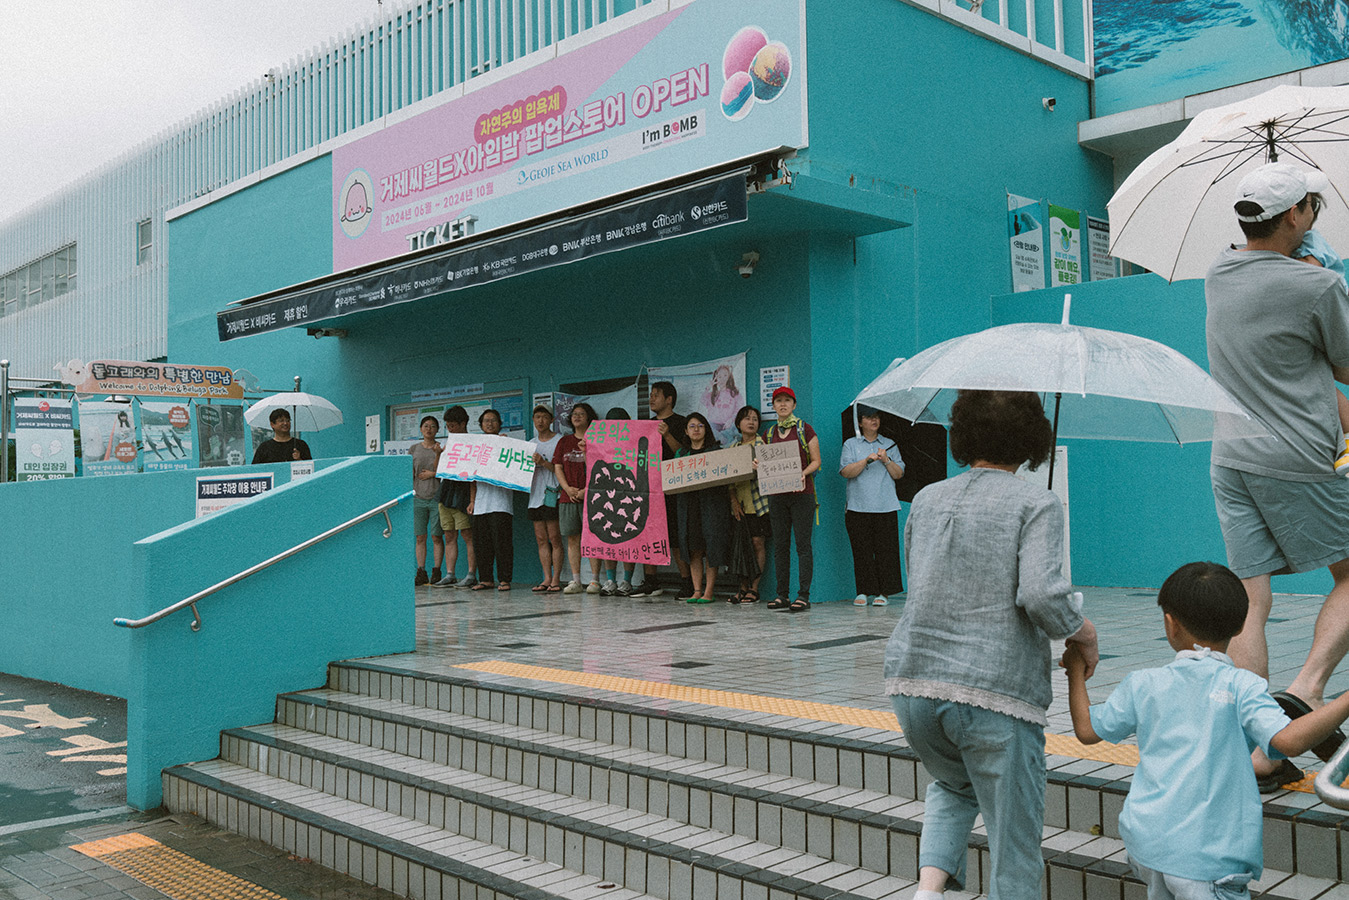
581,419,670,566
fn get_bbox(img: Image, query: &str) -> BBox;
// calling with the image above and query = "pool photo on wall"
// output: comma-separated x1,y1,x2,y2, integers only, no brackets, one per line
1094,0,1349,116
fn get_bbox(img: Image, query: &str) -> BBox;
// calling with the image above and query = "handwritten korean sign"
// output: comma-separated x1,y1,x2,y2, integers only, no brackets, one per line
581,419,669,565
436,433,536,492
756,441,804,496
661,444,754,494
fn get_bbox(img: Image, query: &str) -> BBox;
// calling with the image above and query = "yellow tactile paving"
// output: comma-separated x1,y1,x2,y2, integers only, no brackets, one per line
72,833,287,900
453,660,1345,794
453,660,1147,767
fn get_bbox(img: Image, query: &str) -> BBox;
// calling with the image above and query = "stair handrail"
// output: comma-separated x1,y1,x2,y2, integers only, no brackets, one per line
1314,733,1349,808
113,490,413,632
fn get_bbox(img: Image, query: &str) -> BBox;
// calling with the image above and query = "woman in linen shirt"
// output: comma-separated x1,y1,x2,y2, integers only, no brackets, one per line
882,390,1098,900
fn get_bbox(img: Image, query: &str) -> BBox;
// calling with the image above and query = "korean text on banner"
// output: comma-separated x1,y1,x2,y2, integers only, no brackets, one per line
661,444,754,494
1087,216,1116,280
58,359,243,399
1048,204,1083,288
14,398,75,480
757,441,804,496
581,419,670,566
436,433,536,491
196,474,274,517
140,401,194,473
1008,194,1045,293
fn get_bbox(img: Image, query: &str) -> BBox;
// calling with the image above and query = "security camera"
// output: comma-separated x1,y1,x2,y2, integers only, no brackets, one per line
738,251,760,279
1042,97,1056,111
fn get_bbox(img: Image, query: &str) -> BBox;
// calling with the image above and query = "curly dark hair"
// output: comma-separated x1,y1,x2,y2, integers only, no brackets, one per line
949,390,1053,471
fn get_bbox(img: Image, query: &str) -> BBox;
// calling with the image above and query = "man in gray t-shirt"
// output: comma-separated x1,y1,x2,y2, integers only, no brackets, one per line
1205,162,1349,785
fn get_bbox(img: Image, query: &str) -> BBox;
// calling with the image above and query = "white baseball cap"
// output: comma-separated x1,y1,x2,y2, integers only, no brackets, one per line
1234,163,1331,222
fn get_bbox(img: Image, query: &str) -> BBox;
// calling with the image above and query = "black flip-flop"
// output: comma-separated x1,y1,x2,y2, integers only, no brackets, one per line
1272,690,1346,762
1256,758,1304,794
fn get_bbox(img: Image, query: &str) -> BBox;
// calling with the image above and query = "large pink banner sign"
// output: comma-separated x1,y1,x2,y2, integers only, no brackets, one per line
581,419,670,566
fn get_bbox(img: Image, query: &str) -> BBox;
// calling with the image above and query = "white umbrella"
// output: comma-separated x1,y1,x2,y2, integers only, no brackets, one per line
852,297,1267,487
1108,84,1349,282
244,391,344,434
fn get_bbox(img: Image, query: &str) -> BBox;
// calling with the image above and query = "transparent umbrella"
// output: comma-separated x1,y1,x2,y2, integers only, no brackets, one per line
852,297,1267,487
244,391,344,434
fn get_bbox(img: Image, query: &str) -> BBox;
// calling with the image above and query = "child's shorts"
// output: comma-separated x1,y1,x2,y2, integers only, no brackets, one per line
1130,860,1251,900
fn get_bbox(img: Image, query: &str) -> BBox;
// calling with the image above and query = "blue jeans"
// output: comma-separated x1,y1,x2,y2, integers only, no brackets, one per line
1129,862,1252,900
891,694,1046,899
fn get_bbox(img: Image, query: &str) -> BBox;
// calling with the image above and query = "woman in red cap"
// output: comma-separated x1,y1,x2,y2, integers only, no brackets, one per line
765,386,821,611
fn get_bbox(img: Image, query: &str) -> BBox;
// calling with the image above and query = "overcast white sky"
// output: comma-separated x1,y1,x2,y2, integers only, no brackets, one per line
1,0,389,218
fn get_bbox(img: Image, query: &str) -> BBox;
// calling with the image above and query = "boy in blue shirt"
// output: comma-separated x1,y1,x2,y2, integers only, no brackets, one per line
1063,562,1349,900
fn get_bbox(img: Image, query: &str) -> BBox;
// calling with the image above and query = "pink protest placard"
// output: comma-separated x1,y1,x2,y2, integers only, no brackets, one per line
581,419,670,566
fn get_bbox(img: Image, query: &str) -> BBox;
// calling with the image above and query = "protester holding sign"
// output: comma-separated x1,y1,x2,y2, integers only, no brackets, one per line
528,406,565,593
469,409,516,592
412,415,445,587
555,403,602,594
433,406,476,588
840,405,905,607
765,387,821,613
675,413,732,603
647,381,692,598
728,406,769,604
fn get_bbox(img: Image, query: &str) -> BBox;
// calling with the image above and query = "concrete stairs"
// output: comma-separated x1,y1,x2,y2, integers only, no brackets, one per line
162,659,1349,899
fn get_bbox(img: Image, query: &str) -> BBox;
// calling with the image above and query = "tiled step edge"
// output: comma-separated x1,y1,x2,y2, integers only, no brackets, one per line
162,762,653,900
274,693,927,860
217,727,920,900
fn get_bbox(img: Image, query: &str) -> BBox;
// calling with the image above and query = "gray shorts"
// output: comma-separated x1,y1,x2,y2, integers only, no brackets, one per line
1211,465,1349,578
559,501,583,536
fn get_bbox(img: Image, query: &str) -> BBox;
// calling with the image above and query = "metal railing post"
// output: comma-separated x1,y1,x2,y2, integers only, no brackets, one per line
1,360,9,484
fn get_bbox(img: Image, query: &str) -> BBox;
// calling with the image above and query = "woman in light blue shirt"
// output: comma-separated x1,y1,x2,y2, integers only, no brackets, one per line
839,405,905,606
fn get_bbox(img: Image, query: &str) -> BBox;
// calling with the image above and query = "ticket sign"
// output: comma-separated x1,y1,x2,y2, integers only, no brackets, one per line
195,474,274,517
756,441,804,495
661,444,754,494
56,359,243,399
14,398,75,480
435,432,535,492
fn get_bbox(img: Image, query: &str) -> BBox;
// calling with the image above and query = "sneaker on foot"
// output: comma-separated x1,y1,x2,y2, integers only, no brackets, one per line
586,581,602,594
431,574,458,588
645,588,665,598
853,593,869,606
457,575,479,589
563,580,584,594
415,569,429,586
600,579,617,596
616,581,633,597
872,595,889,607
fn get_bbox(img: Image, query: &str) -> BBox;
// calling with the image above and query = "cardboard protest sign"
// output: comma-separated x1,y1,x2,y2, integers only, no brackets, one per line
436,433,536,492
661,444,754,494
581,419,669,565
756,441,804,495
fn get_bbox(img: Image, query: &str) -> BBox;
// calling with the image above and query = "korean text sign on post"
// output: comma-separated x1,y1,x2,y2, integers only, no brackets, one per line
436,433,536,492
756,441,804,496
581,419,670,566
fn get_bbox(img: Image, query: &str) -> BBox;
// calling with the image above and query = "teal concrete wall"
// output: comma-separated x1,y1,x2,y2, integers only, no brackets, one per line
993,276,1332,596
0,454,413,810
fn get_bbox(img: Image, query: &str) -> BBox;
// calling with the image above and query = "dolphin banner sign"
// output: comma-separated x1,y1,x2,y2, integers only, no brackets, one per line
56,359,244,399
580,419,670,566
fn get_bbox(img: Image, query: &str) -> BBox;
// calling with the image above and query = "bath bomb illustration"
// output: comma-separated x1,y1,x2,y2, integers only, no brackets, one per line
723,26,768,80
749,41,792,102
721,71,755,121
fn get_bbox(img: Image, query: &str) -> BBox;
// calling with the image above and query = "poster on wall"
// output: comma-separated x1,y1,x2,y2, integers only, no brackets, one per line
139,401,194,472
1086,216,1117,281
435,432,536,491
14,399,75,480
1094,0,1349,117
196,404,248,468
55,359,243,399
759,365,789,414
1008,194,1045,293
648,352,748,446
196,473,274,517
1048,204,1083,288
78,401,139,477
330,0,807,272
580,419,670,565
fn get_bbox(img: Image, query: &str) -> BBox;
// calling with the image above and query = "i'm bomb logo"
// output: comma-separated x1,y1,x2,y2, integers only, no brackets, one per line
337,169,375,239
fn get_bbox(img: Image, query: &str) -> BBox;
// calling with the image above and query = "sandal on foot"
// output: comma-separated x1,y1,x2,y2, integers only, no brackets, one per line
767,597,791,610
1256,758,1304,793
546,584,562,593
531,583,549,593
1273,691,1346,762
728,590,746,604
472,582,495,591
789,597,811,613
741,590,760,604
497,582,512,592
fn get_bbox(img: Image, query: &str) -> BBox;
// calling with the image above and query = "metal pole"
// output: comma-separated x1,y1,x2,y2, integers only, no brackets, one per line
293,375,302,437
0,360,9,484
1047,391,1062,492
